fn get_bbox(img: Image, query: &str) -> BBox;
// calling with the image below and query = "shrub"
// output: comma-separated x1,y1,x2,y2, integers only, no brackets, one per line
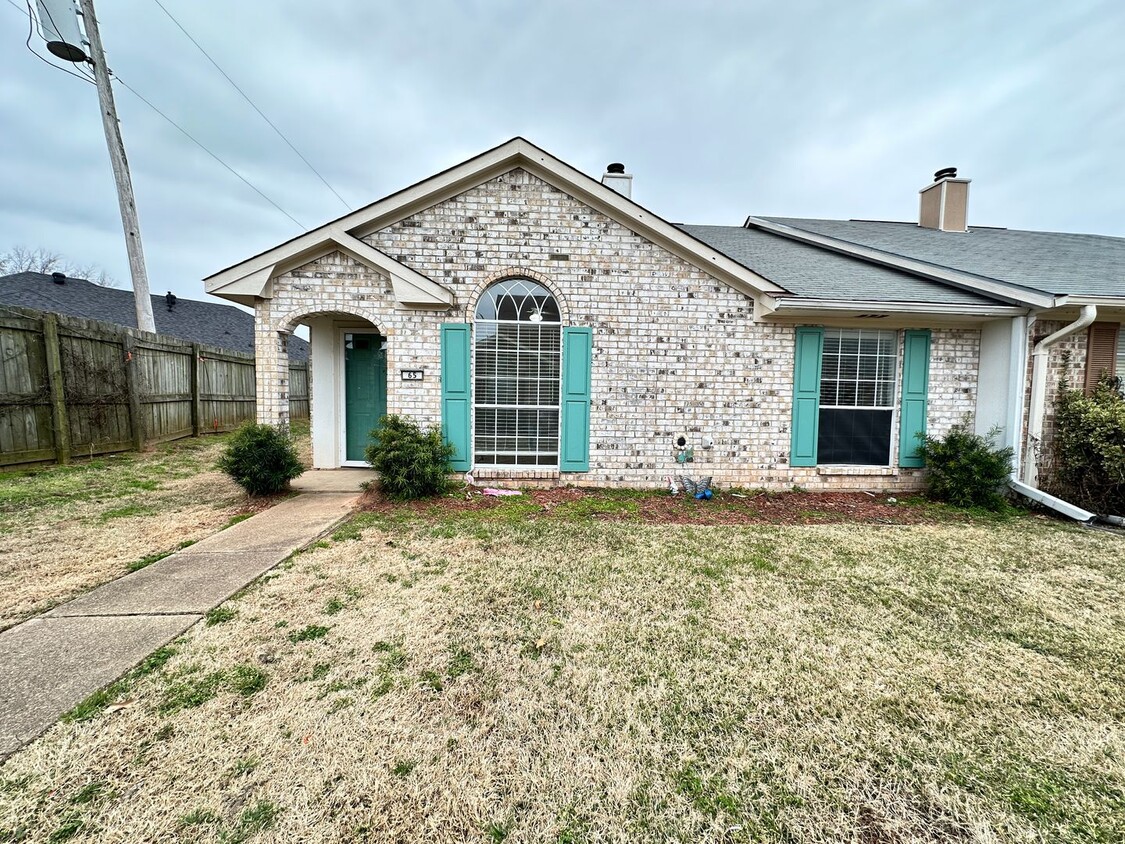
365,414,454,500
217,422,304,496
916,424,1013,511
1049,378,1125,514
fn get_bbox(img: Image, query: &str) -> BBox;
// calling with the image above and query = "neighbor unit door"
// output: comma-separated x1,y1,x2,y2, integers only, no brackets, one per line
344,333,387,462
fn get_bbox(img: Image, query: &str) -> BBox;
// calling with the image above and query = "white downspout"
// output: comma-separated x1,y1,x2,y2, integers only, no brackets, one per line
1022,304,1096,486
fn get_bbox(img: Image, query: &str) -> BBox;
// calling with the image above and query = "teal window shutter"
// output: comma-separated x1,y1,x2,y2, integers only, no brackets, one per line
790,326,824,467
440,323,472,471
560,327,592,472
899,329,931,467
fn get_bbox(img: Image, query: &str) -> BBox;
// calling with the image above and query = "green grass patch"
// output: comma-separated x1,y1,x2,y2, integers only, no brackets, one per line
223,513,253,529
297,662,332,683
157,664,267,715
126,549,174,572
69,781,107,805
288,624,331,643
47,812,84,842
61,648,181,724
551,494,641,521
204,606,237,626
229,799,279,842
178,808,220,827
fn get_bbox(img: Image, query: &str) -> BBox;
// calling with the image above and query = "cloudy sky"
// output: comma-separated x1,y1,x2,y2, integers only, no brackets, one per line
2,0,1123,303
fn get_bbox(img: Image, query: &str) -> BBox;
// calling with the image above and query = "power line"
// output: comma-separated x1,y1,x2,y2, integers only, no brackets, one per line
7,0,308,231
150,0,353,211
112,75,308,230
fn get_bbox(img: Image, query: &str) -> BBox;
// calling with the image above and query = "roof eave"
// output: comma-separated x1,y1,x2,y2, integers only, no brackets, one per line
745,216,1057,309
760,296,1028,319
205,138,785,305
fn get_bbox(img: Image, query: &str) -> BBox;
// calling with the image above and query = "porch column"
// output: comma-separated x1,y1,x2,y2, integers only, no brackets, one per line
308,316,339,468
254,302,290,429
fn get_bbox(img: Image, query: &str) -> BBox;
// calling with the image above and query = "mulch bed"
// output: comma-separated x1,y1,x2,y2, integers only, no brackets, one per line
356,485,961,526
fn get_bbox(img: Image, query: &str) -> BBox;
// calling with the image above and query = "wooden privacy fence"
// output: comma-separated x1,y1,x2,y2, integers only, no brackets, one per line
0,305,308,468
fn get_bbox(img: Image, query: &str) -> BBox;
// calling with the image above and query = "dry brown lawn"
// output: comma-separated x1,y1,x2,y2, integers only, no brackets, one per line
0,425,310,630
0,504,1123,843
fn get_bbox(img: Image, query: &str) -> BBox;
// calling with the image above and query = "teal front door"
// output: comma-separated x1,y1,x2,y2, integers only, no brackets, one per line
344,333,387,461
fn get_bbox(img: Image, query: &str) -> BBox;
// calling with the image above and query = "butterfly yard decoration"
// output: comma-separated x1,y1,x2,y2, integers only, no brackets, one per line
680,476,713,500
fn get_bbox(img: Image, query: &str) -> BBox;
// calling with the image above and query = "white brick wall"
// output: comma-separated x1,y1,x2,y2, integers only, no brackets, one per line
255,168,981,490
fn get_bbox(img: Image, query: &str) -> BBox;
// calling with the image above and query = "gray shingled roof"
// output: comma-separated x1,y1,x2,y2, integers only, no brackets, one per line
678,225,1000,305
0,272,309,360
760,218,1125,298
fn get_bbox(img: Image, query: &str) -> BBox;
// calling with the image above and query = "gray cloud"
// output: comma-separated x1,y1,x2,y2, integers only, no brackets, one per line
2,0,1123,304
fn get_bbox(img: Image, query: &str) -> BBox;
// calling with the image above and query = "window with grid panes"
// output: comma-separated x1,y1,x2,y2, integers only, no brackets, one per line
818,328,898,465
473,279,562,466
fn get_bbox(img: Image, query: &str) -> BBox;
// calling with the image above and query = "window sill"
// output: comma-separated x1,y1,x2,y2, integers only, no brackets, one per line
473,467,561,482
816,465,899,476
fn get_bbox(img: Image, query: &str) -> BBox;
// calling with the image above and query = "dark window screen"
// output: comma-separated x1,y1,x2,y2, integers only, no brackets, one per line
817,408,893,465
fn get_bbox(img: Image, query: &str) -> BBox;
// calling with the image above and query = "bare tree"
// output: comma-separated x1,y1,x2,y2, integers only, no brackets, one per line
0,246,120,287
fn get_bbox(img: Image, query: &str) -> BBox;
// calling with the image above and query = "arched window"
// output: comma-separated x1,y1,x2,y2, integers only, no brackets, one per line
473,278,562,466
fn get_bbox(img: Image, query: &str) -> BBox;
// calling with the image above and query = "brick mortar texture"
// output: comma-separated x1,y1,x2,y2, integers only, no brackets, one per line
255,168,981,490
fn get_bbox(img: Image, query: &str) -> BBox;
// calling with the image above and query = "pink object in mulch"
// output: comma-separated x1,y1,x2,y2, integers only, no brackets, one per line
482,488,522,497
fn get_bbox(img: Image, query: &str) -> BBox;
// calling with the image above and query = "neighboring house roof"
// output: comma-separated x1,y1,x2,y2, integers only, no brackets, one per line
205,137,787,309
0,272,309,361
679,224,1001,307
758,217,1125,300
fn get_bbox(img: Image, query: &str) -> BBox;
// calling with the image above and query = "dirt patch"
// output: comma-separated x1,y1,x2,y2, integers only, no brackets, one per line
357,484,962,526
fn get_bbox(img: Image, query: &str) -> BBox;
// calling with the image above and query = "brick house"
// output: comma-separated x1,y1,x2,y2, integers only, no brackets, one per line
203,138,1125,496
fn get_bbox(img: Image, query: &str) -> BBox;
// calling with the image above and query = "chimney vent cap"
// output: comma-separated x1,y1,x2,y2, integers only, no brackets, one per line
51,272,66,283
606,162,626,174
933,167,958,182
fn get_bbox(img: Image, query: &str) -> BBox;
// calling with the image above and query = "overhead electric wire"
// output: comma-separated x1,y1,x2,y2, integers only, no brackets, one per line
112,75,308,230
150,0,353,211
8,0,308,231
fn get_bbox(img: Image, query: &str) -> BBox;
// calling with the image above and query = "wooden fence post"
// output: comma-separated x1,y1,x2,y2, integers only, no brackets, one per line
122,333,146,450
190,343,202,437
42,313,71,465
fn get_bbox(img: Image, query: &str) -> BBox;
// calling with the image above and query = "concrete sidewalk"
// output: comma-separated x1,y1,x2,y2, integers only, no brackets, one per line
0,468,374,761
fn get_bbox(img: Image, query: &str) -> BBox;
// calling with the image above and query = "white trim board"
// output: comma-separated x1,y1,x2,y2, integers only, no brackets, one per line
204,138,786,308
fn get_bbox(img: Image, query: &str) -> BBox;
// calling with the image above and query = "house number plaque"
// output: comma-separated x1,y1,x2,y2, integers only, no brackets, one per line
401,370,424,381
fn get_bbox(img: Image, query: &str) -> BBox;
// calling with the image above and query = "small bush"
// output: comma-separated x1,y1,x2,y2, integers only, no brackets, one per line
217,422,303,496
1049,378,1125,514
916,424,1013,510
365,414,454,500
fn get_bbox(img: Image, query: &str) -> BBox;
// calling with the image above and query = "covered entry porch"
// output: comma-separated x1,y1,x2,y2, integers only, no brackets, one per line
259,308,396,470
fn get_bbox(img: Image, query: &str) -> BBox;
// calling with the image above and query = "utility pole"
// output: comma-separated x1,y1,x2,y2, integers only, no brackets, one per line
75,0,155,332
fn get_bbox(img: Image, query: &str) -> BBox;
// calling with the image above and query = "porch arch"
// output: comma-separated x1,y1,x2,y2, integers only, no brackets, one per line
257,306,391,468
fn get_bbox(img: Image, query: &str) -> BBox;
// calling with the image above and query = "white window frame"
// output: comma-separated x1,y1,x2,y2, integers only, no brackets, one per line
471,280,563,469
817,327,900,467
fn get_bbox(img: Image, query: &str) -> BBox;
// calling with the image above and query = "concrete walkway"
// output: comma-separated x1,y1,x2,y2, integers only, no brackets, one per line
0,468,374,761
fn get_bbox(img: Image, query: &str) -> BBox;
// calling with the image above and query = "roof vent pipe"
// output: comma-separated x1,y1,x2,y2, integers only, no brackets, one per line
601,162,633,199
51,272,66,284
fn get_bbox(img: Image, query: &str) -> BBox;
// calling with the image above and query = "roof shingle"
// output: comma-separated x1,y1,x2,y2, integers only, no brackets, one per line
0,272,309,360
678,225,1000,305
760,218,1125,298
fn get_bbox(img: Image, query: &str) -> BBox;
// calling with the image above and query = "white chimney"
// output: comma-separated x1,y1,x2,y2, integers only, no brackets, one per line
918,167,970,232
600,162,632,199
